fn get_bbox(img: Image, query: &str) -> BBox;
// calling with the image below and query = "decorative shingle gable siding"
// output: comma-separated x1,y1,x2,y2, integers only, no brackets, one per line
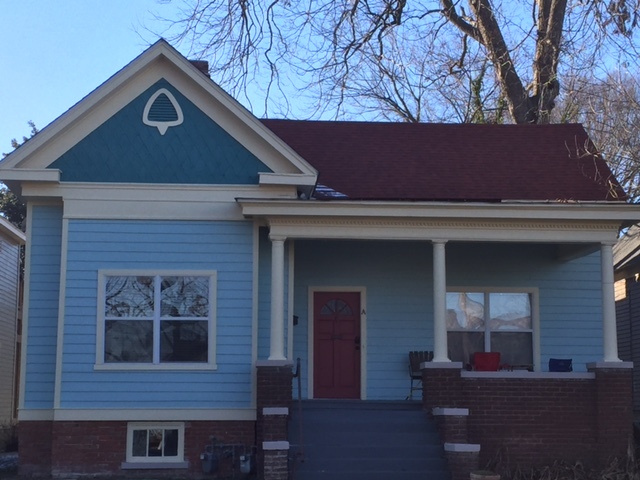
49,80,272,184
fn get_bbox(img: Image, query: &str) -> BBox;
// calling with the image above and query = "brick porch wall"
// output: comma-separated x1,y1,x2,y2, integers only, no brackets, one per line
423,364,633,472
19,420,255,478
256,361,293,480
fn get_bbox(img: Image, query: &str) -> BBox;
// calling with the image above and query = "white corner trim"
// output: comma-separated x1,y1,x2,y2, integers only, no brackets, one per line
53,217,70,409
444,443,481,453
432,407,469,416
262,441,289,451
50,408,257,422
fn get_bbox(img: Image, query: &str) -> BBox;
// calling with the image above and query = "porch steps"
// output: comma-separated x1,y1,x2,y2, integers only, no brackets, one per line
288,400,450,480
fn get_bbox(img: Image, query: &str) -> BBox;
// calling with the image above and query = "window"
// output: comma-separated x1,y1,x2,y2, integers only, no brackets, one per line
97,271,216,368
125,423,185,465
446,289,535,367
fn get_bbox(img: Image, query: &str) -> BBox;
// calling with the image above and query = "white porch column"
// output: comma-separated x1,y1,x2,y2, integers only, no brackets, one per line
601,242,621,362
432,240,450,362
269,235,287,361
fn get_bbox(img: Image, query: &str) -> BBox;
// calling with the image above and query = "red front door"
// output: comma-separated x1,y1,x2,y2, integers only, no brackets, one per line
313,291,361,399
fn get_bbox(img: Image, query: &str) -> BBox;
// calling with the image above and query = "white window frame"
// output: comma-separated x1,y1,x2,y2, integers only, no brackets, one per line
124,422,186,466
96,269,217,371
446,286,540,370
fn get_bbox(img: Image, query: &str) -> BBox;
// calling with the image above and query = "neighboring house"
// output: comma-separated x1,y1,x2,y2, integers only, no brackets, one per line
1,40,639,479
0,215,24,424
614,225,640,413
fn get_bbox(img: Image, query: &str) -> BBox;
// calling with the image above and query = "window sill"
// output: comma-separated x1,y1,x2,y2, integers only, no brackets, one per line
95,363,217,372
121,461,189,470
461,371,595,379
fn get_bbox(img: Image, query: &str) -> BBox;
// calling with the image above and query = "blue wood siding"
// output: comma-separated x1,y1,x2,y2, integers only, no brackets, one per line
60,220,254,409
24,205,63,409
48,79,272,184
292,240,603,400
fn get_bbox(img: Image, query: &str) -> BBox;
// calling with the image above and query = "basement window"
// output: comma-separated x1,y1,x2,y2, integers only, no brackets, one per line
122,422,188,469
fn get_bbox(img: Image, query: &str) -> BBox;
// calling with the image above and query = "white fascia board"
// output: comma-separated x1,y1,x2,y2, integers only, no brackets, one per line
237,199,637,243
0,216,25,245
238,199,640,223
259,172,317,187
267,218,619,243
18,408,257,422
20,182,298,221
0,168,60,183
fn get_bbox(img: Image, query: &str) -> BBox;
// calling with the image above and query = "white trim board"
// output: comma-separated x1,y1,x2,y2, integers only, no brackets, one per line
18,408,257,422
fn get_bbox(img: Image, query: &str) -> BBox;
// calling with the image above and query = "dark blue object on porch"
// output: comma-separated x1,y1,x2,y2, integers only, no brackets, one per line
549,358,572,372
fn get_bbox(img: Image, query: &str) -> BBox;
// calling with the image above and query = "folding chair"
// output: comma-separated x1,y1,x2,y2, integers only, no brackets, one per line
407,350,433,400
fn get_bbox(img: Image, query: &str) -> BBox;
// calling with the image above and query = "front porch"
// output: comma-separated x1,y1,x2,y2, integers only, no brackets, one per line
279,239,622,400
248,200,635,479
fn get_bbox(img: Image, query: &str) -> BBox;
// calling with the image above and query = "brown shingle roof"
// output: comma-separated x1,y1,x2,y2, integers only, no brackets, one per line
261,120,625,202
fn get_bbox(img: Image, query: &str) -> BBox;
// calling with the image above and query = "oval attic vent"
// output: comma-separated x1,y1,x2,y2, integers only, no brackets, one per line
142,88,184,135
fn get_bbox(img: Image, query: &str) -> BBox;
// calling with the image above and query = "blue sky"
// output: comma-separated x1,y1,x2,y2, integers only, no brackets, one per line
0,1,183,154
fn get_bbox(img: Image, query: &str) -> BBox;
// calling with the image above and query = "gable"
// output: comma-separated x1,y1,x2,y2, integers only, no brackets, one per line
47,79,273,185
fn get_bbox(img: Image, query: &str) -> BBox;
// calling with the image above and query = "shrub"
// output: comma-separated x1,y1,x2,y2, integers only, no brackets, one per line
0,422,18,453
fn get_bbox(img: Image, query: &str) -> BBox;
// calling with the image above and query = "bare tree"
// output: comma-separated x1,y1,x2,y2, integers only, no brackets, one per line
556,71,640,200
154,0,640,124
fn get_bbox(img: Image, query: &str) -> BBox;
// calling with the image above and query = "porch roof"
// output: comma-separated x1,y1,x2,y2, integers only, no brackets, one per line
238,198,638,244
261,120,625,203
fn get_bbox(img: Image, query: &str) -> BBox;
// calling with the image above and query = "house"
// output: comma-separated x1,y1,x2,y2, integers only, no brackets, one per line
614,225,640,413
1,39,639,479
0,215,24,424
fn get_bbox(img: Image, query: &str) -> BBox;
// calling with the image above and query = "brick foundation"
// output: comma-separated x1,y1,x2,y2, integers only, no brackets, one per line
423,363,633,475
19,419,255,478
19,421,53,477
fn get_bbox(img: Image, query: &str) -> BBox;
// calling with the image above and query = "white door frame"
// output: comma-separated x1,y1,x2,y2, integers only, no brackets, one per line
307,286,367,399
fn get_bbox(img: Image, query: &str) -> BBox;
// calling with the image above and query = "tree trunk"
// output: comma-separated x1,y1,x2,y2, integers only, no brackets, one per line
532,0,567,124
